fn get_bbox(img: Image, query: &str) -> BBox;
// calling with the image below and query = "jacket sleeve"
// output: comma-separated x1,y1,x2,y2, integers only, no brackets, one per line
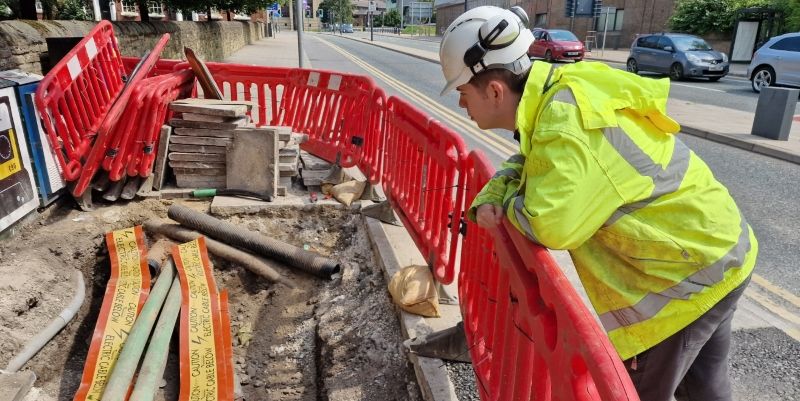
504,127,625,250
466,154,526,222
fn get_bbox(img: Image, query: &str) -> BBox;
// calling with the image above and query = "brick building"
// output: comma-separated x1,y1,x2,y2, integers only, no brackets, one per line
435,0,680,50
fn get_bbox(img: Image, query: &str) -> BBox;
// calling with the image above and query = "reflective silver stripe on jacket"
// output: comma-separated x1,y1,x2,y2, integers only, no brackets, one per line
507,154,526,165
598,216,751,332
492,155,525,179
603,127,692,226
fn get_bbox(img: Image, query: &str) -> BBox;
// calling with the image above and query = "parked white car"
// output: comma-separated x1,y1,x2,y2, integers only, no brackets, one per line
747,32,800,93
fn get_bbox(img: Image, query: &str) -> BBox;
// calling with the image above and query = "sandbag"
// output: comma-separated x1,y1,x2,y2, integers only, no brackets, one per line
388,265,440,318
330,180,366,206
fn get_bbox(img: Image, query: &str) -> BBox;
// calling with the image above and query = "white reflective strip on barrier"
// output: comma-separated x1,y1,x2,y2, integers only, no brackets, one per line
86,38,98,60
328,75,341,91
307,71,320,87
67,55,81,80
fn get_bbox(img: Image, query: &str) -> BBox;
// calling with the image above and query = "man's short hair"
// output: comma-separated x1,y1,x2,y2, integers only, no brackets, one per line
468,68,529,95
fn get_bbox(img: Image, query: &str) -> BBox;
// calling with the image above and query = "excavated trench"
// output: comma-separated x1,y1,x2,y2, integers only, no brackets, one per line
0,199,422,401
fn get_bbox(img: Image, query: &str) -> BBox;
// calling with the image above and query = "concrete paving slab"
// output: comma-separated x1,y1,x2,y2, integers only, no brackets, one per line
0,370,36,401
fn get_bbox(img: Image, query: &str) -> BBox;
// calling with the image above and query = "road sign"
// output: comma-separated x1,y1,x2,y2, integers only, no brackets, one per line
368,1,376,12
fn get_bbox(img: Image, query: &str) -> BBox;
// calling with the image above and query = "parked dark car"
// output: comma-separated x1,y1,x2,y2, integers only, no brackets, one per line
747,32,800,93
341,23,354,33
527,28,585,62
627,33,729,81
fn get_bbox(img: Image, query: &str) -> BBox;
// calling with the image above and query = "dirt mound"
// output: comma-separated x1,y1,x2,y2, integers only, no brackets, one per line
0,199,421,401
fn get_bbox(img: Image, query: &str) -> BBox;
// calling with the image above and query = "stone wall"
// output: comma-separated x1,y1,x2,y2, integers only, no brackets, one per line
0,20,265,75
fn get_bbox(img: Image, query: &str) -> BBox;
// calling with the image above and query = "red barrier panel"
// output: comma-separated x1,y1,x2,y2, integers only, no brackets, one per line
122,57,184,77
382,97,467,284
35,21,126,181
71,33,172,196
200,63,380,168
460,151,640,401
103,69,194,180
358,86,387,184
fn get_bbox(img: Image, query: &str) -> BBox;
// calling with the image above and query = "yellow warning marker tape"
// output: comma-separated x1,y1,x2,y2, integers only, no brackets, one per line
73,226,151,401
173,237,233,401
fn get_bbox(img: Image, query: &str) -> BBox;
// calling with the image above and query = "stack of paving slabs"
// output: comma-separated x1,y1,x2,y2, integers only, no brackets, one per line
298,151,334,189
167,99,254,189
275,128,307,196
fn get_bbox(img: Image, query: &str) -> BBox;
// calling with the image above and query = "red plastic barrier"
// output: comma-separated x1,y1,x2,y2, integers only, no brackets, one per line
200,63,380,168
121,56,184,77
460,151,640,401
72,33,171,196
382,97,467,284
102,69,194,180
358,86,387,184
35,21,126,180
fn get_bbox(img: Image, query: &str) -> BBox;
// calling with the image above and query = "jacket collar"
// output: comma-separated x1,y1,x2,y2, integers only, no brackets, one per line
516,61,681,151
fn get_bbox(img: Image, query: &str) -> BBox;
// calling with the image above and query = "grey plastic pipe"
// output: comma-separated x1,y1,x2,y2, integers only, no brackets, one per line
167,204,340,278
129,276,181,401
4,269,85,373
100,260,176,401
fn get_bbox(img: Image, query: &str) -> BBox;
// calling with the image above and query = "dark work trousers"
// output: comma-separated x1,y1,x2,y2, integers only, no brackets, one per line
625,275,751,401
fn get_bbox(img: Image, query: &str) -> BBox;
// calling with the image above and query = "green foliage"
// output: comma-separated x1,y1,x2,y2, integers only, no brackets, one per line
382,8,399,27
318,0,352,24
670,0,800,34
0,0,12,18
57,0,90,20
163,0,274,15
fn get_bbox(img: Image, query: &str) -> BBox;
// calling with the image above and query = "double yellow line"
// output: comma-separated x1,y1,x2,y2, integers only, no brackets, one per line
315,35,800,339
314,36,518,158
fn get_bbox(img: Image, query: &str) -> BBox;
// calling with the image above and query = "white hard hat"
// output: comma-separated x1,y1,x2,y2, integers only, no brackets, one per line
439,6,534,96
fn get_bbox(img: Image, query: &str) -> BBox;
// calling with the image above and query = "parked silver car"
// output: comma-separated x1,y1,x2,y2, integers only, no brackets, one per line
627,33,729,81
747,32,800,93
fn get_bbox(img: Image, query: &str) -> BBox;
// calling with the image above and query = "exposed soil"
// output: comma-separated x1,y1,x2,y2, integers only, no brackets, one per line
0,198,422,401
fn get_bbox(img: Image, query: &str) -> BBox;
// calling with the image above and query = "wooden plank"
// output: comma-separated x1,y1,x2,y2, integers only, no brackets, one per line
169,161,226,169
169,117,250,130
226,128,278,197
174,128,235,138
152,125,172,191
170,135,231,147
169,144,228,154
169,99,251,117
174,167,227,176
168,152,226,162
184,47,223,100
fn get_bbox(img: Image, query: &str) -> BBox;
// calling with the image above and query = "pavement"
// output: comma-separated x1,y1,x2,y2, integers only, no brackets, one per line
223,32,800,401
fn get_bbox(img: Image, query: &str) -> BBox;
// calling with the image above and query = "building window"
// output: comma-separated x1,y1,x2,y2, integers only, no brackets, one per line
148,2,163,16
121,1,137,15
566,0,597,17
596,8,624,32
534,13,547,27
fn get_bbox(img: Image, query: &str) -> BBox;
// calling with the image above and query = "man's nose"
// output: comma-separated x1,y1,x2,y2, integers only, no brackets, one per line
458,98,466,108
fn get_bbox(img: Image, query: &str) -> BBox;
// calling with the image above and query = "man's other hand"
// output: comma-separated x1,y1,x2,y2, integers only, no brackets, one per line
476,204,504,228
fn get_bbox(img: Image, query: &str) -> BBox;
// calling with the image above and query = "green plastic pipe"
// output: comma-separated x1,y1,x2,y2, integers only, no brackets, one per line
129,276,182,401
100,259,176,401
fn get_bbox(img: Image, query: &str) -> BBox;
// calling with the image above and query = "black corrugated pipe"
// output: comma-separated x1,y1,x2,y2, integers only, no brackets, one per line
167,204,341,279
143,219,296,288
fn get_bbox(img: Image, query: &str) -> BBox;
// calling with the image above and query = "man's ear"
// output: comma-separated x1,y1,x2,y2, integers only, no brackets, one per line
485,80,505,104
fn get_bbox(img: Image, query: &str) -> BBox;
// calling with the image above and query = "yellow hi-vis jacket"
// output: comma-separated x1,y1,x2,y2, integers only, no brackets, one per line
469,61,758,360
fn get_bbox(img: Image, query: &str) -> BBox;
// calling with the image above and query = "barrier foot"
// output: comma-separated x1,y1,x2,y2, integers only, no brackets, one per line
361,201,401,226
360,182,383,202
403,321,471,363
73,188,94,212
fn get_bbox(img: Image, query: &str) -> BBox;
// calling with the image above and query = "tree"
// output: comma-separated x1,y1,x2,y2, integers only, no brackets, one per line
669,0,800,34
57,0,90,20
382,8,399,27
162,0,275,21
318,0,352,24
